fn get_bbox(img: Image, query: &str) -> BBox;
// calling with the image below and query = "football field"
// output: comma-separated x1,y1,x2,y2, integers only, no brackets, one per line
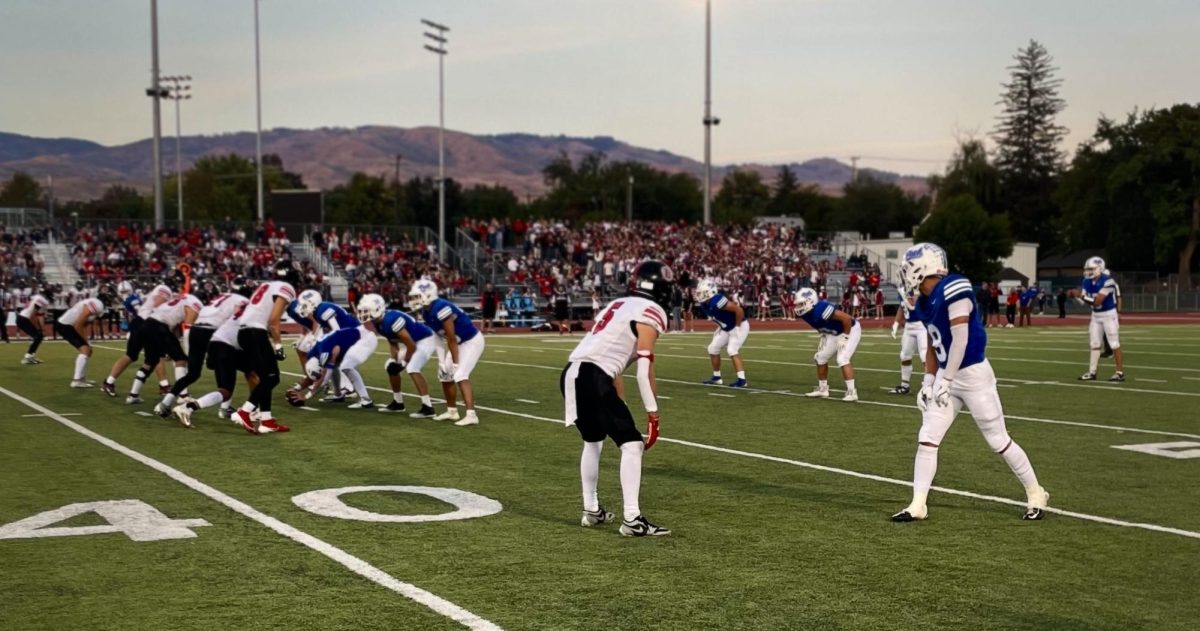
1,323,1198,630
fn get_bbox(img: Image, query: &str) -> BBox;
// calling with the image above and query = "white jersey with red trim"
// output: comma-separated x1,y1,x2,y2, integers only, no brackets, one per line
137,284,174,319
19,294,49,319
57,297,104,325
194,293,249,329
149,294,203,329
239,281,296,330
568,296,667,378
211,317,242,349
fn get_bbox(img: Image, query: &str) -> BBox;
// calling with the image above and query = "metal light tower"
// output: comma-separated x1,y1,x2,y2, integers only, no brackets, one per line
162,75,192,225
147,0,165,229
254,0,265,221
422,18,449,262
626,174,634,222
702,0,720,225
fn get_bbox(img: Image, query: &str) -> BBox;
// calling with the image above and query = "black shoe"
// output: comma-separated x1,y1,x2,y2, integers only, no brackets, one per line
581,506,615,527
619,515,671,537
888,385,911,395
1077,372,1097,381
1099,351,1113,359
380,401,407,412
101,382,117,397
1108,372,1125,382
1023,507,1046,521
890,507,927,522
408,404,436,419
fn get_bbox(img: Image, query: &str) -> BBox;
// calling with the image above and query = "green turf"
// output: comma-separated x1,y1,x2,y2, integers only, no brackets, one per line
1,322,1198,630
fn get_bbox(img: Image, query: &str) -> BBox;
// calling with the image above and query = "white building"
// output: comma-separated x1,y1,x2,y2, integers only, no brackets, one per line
841,235,1039,285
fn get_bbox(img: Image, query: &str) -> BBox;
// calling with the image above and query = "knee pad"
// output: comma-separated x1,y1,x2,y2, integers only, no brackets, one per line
386,361,403,376
134,368,150,382
978,418,1011,452
917,408,955,446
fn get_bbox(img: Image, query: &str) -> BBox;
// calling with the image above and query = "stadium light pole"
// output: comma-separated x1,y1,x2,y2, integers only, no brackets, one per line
254,0,265,222
147,0,165,229
626,174,634,222
702,0,720,225
162,75,192,225
422,18,449,262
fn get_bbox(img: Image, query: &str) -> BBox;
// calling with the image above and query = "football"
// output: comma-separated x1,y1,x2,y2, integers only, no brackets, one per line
285,390,307,407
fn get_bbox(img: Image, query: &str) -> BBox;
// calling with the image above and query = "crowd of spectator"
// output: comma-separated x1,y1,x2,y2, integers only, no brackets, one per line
0,226,46,288
308,227,469,308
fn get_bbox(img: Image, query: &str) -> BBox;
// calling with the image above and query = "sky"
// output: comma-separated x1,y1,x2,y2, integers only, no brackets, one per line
1,0,1198,176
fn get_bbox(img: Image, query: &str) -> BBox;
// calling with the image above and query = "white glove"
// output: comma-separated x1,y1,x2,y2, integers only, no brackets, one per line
438,361,457,382
932,379,952,408
917,374,935,412
891,322,899,339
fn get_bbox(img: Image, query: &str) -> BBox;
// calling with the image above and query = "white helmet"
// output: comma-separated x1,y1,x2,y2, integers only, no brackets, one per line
694,278,719,303
793,287,818,316
304,357,323,381
408,279,439,310
900,243,949,297
1084,256,1106,280
295,289,322,318
357,293,387,321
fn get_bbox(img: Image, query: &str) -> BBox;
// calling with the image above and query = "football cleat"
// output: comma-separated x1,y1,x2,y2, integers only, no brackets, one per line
619,515,671,537
125,395,143,404
235,409,258,434
171,403,194,428
454,411,480,426
380,401,406,413
888,385,911,395
581,506,615,527
702,376,723,385
841,390,859,402
153,402,171,418
322,392,347,403
729,378,748,388
890,505,928,522
21,356,39,365
409,405,436,419
347,399,375,410
100,382,117,397
433,409,460,422
1077,372,1097,381
805,387,830,399
1023,487,1050,521
70,379,94,389
218,406,233,421
257,419,290,434
1108,372,1125,382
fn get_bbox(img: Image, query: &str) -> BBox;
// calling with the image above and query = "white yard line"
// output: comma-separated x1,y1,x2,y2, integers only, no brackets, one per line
708,393,736,398
270,373,1200,542
1137,378,1168,384
0,385,502,631
515,399,540,404
19,412,82,417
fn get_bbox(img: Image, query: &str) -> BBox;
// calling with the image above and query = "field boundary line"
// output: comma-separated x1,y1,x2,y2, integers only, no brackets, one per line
0,385,503,631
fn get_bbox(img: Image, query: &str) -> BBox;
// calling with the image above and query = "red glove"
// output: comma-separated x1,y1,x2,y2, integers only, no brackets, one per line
645,412,660,450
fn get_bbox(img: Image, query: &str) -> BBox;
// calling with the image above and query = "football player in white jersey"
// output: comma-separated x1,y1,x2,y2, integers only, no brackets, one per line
54,290,109,388
102,279,175,397
233,261,299,434
155,279,250,419
560,260,672,537
889,289,929,395
127,292,203,404
16,290,49,364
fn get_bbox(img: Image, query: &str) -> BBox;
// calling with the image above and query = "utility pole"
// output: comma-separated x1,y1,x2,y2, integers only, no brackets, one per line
422,19,449,262
254,0,265,221
394,154,402,216
148,0,164,229
702,0,720,225
850,156,860,184
626,174,634,222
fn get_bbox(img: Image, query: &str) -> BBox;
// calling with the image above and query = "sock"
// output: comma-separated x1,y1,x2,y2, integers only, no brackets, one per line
158,379,169,388
343,369,368,399
845,379,856,393
196,392,224,409
73,355,88,380
421,395,432,407
619,441,644,521
900,364,913,385
580,440,602,512
161,393,178,409
1000,440,1040,490
240,401,256,413
393,392,404,404
174,365,186,382
260,410,273,421
818,379,828,391
736,370,746,380
911,445,938,509
105,375,116,386
1089,349,1100,373
332,370,343,392
130,370,148,396
712,370,721,379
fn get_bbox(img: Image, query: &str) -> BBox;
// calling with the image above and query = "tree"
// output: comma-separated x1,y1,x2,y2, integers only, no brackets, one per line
992,40,1068,247
539,152,701,221
713,169,770,224
914,194,1014,282
405,176,465,231
462,184,520,219
931,138,1001,212
837,175,927,238
323,172,396,226
0,172,44,208
84,185,152,220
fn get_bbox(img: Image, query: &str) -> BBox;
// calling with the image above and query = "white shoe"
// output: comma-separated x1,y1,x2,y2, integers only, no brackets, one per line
433,409,460,422
218,407,233,421
125,395,143,404
891,504,928,522
841,390,858,402
1005,323,1014,328
805,388,829,398
70,379,94,389
171,403,194,428
454,411,479,426
347,399,375,410
1024,486,1050,520
21,356,39,365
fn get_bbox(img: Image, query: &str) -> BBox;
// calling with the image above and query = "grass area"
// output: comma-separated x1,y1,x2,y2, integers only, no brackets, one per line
1,322,1198,630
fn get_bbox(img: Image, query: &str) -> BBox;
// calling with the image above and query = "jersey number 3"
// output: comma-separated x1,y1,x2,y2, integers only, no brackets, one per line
591,301,624,334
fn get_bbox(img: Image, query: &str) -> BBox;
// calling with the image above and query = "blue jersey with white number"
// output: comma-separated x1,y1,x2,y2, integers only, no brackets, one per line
700,294,738,331
377,309,434,343
314,301,360,332
123,293,143,319
1082,274,1117,312
310,327,361,366
422,298,478,343
912,274,987,371
799,300,851,335
286,301,315,331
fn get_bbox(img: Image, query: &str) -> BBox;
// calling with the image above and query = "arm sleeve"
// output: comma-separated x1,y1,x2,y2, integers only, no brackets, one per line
942,299,973,381
635,351,657,413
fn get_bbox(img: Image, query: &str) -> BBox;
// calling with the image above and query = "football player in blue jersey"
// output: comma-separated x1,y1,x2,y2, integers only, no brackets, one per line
294,289,378,407
409,279,486,426
357,293,438,417
891,243,1049,522
889,288,928,395
793,287,861,401
1075,256,1125,382
286,327,371,408
287,290,320,377
693,278,749,387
